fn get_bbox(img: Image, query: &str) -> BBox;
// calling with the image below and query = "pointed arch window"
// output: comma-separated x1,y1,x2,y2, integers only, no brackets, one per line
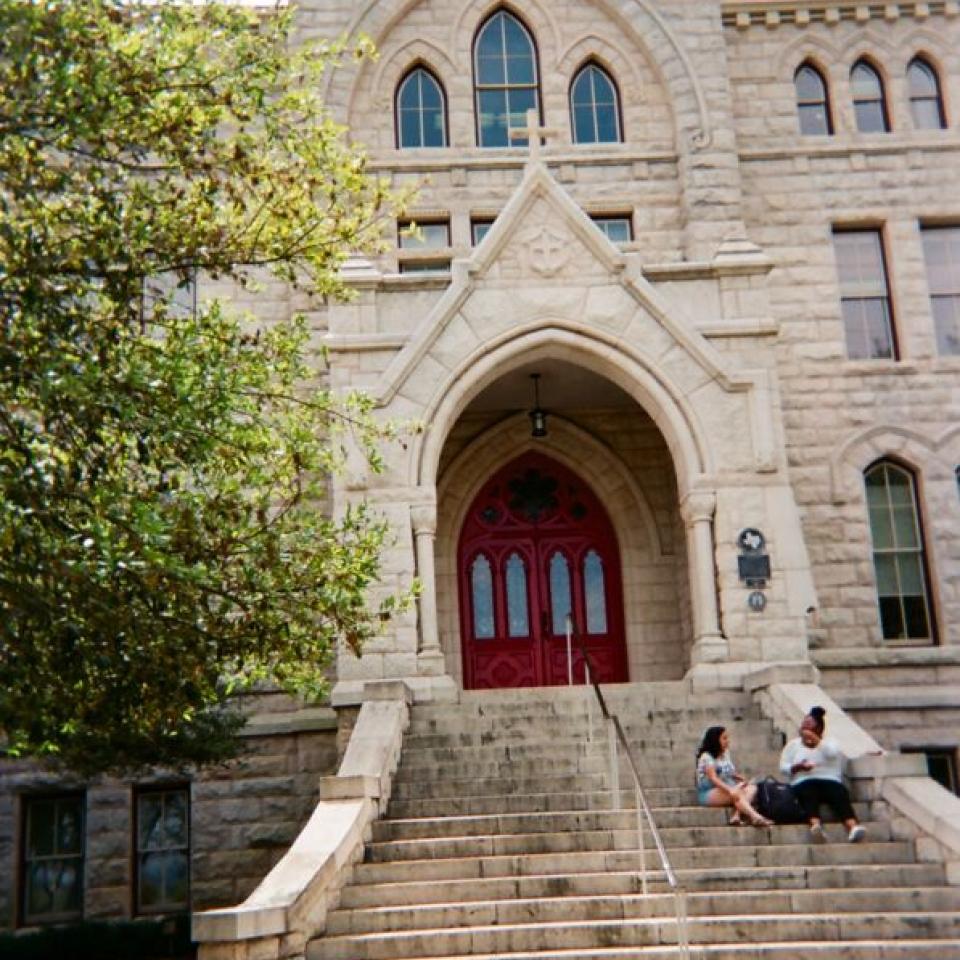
570,63,621,144
864,461,934,642
908,57,946,130
396,67,447,148
470,554,495,639
583,550,608,634
851,60,890,133
474,9,540,148
794,63,832,136
548,551,572,635
504,553,530,637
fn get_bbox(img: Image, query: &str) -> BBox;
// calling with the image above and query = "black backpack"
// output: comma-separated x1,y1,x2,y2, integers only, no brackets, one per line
755,777,805,824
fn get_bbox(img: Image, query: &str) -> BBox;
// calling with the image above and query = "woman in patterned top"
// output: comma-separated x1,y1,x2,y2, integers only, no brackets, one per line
696,725,772,828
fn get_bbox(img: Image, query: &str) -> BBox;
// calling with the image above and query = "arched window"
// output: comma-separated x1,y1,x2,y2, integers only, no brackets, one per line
794,63,832,136
396,67,447,148
583,550,608,634
474,9,540,148
864,461,933,642
908,57,946,130
851,60,890,133
470,554,495,639
570,62,621,144
504,552,530,637
548,551,572,635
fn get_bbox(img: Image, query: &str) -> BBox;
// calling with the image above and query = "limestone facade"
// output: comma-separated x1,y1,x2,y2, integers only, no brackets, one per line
2,0,959,937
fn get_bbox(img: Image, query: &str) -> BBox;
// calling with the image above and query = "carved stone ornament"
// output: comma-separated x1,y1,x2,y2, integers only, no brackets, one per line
520,225,571,277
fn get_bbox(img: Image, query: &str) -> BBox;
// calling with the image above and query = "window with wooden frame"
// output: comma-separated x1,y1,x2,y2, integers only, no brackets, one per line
864,460,935,643
135,785,190,914
833,228,897,360
21,793,85,925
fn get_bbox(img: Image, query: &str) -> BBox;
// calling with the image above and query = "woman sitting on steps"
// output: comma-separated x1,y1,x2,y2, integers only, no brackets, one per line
780,706,866,844
695,725,773,828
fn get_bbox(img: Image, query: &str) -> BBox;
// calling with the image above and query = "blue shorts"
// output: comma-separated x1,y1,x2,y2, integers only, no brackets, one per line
698,778,737,805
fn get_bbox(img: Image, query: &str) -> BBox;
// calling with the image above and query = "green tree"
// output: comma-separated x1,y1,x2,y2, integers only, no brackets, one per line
0,0,408,774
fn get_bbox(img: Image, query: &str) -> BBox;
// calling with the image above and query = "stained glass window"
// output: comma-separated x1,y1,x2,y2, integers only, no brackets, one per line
865,461,933,642
549,551,572,635
23,795,85,923
584,550,608,634
471,554,495,639
474,10,539,148
505,553,530,637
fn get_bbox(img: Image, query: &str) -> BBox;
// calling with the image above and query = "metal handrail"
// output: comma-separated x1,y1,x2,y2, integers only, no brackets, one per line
566,615,690,959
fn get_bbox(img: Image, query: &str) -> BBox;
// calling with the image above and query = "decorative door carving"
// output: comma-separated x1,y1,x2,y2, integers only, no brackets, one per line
458,451,628,689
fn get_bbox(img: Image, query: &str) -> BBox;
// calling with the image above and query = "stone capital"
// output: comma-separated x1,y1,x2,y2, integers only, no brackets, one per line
680,490,716,526
410,503,437,536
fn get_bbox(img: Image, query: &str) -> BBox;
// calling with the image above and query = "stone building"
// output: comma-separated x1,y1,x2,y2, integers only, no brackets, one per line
3,0,960,944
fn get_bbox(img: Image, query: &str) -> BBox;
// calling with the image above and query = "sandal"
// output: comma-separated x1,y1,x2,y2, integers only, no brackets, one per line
750,814,774,829
728,813,743,826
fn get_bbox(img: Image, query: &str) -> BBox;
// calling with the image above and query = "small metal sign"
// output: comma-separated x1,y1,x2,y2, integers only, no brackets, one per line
737,528,766,553
748,590,767,612
737,528,770,589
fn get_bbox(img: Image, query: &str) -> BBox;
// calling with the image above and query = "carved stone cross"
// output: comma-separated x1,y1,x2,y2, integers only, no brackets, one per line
508,108,561,162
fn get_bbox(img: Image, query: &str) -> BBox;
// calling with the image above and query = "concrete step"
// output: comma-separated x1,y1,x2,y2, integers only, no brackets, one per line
373,804,874,840
400,733,783,763
309,940,960,960
389,785,706,813
327,886,960,935
354,839,919,885
394,758,783,786
364,821,893,863
391,773,611,801
309,911,960,960
339,862,948,910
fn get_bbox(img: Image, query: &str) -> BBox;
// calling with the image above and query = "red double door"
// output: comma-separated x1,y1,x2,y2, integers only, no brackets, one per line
458,451,628,690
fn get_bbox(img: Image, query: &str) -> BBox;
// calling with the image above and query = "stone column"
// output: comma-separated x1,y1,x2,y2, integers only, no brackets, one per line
411,503,445,676
680,490,729,664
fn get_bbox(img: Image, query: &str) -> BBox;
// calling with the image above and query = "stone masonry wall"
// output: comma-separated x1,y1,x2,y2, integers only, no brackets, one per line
725,8,960,651
0,726,337,929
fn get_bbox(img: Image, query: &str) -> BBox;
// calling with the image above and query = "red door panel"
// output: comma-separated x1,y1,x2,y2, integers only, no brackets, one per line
458,451,628,689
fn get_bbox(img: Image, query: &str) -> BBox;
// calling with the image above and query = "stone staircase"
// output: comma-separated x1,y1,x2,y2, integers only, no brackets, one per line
307,683,960,959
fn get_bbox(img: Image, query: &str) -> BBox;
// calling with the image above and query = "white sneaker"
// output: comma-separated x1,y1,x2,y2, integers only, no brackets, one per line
848,824,866,843
809,823,827,843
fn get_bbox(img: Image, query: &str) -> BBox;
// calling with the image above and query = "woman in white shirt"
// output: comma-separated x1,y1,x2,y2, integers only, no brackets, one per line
780,706,866,843
696,725,772,828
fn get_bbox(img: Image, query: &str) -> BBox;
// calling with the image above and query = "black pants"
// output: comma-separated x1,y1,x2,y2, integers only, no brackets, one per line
791,778,856,823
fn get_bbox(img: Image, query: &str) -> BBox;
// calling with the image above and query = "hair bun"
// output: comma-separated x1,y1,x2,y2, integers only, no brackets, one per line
810,706,826,720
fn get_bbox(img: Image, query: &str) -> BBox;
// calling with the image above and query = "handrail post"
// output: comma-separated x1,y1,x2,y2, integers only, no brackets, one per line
675,888,690,960
607,717,620,810
635,781,648,895
565,614,573,686
585,661,594,744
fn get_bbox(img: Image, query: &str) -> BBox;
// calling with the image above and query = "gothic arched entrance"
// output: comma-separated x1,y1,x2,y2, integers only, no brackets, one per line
458,451,628,689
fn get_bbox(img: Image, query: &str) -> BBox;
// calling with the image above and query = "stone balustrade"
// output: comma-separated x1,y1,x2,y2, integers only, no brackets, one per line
192,680,413,960
747,669,960,885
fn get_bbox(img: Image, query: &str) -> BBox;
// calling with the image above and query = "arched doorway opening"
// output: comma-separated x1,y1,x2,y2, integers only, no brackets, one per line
458,450,628,689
